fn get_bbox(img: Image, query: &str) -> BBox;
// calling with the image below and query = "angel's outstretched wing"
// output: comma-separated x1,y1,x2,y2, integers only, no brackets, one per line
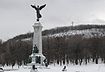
31,5,37,10
39,4,46,10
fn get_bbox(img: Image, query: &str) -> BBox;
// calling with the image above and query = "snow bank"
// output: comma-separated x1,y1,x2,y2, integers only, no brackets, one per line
2,64,105,72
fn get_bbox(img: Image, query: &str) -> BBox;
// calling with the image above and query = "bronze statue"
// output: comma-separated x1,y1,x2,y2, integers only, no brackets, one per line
33,44,39,53
31,4,46,21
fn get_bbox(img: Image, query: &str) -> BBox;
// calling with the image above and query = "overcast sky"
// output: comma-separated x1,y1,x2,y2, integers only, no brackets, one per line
0,0,105,41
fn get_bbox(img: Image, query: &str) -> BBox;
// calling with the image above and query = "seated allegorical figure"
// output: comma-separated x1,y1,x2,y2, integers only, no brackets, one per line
30,65,38,72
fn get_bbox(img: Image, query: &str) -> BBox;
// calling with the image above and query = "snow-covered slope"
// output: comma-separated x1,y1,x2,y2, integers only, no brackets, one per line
11,25,105,41
20,28,105,41
47,28,105,38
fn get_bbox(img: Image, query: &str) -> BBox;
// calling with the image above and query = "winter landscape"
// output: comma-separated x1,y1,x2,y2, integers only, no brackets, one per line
1,0,105,72
0,25,105,72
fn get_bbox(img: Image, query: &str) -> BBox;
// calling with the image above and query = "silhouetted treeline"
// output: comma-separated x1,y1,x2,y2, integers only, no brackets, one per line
43,36,105,65
42,25,105,36
13,33,33,40
0,39,32,66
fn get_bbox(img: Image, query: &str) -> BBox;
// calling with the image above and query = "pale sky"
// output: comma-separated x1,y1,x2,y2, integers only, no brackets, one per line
0,0,105,41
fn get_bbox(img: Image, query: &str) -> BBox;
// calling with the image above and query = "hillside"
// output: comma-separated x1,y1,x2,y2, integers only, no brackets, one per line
11,25,105,41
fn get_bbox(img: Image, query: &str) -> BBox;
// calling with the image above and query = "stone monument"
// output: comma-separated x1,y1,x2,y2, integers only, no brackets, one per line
30,4,46,66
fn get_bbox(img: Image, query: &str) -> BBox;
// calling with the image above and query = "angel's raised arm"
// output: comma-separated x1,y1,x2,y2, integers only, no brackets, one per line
31,5,37,10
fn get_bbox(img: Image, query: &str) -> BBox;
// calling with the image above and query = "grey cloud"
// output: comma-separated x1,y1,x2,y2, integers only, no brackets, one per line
91,19,105,23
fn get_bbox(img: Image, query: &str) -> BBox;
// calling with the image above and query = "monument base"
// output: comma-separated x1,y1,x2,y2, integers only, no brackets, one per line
28,53,45,66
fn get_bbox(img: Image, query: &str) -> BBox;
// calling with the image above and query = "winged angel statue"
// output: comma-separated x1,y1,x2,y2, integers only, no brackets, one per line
31,4,46,21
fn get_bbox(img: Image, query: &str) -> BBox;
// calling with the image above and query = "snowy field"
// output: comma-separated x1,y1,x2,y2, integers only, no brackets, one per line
1,64,105,72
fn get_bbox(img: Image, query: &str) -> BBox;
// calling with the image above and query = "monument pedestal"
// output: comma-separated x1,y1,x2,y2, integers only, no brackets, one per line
30,53,45,66
30,22,45,66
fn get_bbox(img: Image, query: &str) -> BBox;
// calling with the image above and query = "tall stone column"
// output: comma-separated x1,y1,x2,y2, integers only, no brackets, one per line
33,22,43,54
31,22,45,65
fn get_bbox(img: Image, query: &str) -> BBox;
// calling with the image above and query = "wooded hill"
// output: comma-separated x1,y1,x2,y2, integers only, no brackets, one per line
0,25,105,66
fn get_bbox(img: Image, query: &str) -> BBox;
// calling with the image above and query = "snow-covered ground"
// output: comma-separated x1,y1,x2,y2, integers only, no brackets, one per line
2,64,105,72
